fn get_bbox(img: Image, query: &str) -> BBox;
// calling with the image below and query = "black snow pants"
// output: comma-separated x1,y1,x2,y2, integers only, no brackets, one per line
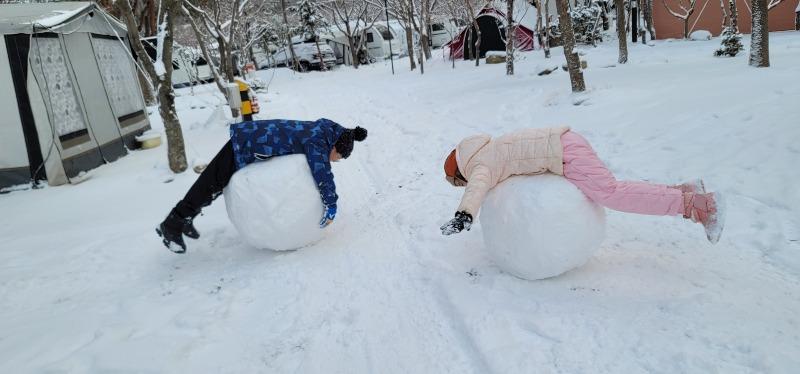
174,140,237,218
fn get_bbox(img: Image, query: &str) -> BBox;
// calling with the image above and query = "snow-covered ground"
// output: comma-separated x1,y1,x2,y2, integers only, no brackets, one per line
2,33,799,373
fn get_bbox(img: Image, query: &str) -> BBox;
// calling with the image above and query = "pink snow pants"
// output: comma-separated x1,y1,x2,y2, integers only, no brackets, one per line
561,131,684,216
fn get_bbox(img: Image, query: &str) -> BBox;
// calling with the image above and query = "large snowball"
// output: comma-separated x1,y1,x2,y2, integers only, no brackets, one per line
224,154,326,251
480,174,606,280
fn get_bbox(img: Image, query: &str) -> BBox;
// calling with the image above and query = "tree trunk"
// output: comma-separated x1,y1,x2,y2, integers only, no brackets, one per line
314,39,327,71
118,0,186,172
645,0,655,39
160,3,188,173
720,0,730,28
348,36,360,68
615,0,628,63
544,0,552,58
147,0,157,36
472,21,481,66
280,0,299,70
729,0,739,31
556,0,586,92
683,18,689,39
229,0,242,74
420,5,433,60
217,33,234,82
418,43,425,74
506,0,515,75
463,0,480,66
638,0,646,43
136,68,156,105
420,33,432,59
405,25,417,70
185,8,227,97
749,0,769,67
120,0,156,104
535,0,543,45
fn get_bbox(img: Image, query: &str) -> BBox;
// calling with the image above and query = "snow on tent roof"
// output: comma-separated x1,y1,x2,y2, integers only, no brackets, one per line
0,2,125,34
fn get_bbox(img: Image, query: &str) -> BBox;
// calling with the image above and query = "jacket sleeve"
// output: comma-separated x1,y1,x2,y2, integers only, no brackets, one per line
304,141,338,208
457,164,492,216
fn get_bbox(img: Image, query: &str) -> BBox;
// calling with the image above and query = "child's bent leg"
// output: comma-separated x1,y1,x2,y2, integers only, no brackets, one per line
561,131,684,216
177,140,237,217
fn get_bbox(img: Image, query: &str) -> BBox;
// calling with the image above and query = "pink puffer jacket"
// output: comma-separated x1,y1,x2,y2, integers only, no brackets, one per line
456,127,570,216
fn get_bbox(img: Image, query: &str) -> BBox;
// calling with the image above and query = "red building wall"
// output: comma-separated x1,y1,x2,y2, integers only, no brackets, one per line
652,0,799,39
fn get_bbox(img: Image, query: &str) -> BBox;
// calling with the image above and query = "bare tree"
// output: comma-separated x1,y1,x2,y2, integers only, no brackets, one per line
183,7,228,96
184,1,236,81
615,0,627,63
414,0,437,60
298,0,329,71
642,0,655,40
117,0,187,173
463,0,481,66
280,0,301,69
543,0,552,58
767,0,786,9
505,0,515,75
440,0,471,67
555,0,586,92
728,0,739,30
749,0,769,67
388,0,418,70
322,0,383,68
661,0,696,39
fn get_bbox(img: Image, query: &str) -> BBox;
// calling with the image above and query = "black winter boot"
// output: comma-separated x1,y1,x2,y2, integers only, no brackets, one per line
156,210,188,253
175,201,201,239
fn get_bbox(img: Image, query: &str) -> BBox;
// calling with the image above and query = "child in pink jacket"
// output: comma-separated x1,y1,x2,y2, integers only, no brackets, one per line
441,127,725,243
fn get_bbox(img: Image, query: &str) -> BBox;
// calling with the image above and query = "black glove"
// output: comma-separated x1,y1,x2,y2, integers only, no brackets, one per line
440,211,473,236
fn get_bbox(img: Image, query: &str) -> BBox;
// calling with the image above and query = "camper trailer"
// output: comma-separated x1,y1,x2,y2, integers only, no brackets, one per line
0,2,150,189
429,20,462,48
140,36,214,88
321,23,404,65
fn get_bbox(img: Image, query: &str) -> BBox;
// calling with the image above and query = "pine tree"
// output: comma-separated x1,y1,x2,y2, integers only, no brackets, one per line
715,0,742,57
714,27,743,57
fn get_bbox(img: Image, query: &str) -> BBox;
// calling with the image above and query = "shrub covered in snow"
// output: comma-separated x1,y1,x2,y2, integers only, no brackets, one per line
480,175,606,280
714,27,743,57
570,5,604,44
690,30,712,41
224,155,328,251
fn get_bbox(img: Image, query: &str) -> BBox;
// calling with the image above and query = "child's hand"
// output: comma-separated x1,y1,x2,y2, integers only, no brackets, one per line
319,205,336,228
440,211,473,235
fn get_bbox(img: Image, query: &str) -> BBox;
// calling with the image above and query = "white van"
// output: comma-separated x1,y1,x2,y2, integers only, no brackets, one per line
140,37,214,88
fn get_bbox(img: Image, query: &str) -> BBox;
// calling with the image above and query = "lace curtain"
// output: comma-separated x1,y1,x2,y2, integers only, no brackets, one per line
31,37,87,137
93,37,144,118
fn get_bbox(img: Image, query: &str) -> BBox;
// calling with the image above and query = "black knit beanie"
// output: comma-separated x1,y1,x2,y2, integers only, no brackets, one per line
334,126,368,158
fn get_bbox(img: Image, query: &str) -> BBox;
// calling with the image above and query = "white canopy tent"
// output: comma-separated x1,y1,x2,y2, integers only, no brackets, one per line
0,2,150,189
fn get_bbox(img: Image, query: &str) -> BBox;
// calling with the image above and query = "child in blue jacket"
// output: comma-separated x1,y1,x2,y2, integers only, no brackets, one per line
157,118,368,253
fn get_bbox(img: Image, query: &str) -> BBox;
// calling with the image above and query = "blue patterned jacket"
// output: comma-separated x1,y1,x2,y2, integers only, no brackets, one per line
229,118,346,209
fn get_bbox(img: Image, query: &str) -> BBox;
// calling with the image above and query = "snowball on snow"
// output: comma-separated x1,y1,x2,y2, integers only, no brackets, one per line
690,30,712,41
480,175,606,280
224,155,327,251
